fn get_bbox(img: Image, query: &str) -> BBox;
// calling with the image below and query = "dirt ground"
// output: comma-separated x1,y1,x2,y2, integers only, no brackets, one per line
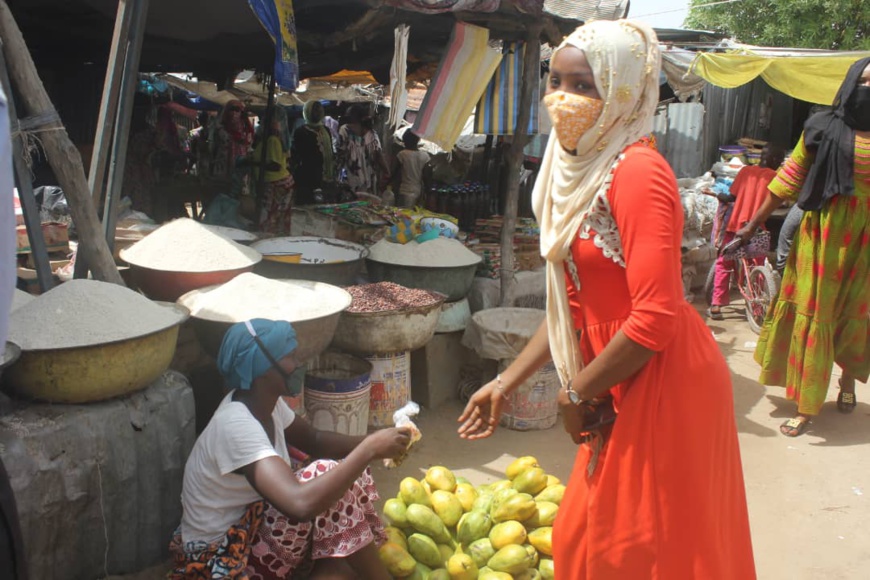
113,301,869,580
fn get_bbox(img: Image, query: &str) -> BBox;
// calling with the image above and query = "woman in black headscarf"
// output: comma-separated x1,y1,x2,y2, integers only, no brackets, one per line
736,57,870,437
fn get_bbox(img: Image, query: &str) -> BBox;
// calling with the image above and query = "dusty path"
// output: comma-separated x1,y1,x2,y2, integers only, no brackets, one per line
115,303,869,580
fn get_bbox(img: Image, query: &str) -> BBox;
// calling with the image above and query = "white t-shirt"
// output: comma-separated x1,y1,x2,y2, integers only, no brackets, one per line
180,393,296,544
397,149,430,197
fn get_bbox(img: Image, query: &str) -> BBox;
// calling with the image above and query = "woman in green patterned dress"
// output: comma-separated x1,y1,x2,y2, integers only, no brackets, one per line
736,57,870,437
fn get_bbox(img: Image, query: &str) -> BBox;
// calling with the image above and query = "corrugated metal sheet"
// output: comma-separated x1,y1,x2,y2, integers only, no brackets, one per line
702,77,795,167
655,102,705,178
543,0,628,21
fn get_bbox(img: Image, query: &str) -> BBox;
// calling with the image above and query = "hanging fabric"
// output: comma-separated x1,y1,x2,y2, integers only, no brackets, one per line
247,0,299,92
388,24,411,129
474,42,540,135
413,23,502,150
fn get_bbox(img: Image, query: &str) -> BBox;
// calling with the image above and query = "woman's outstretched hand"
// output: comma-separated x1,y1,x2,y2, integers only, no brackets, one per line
457,380,504,440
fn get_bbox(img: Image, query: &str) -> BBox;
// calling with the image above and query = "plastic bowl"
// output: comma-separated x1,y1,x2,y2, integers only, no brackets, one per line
420,217,459,239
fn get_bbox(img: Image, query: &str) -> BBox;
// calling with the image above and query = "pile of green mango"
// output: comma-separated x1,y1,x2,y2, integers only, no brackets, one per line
378,456,564,579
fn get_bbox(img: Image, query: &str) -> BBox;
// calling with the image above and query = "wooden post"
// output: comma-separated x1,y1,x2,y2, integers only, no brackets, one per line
89,0,135,208
0,43,53,292
73,0,135,279
0,0,123,285
499,26,541,307
102,0,150,246
255,75,277,220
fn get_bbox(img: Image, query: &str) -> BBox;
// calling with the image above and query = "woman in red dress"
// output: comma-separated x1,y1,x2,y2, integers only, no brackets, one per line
459,20,756,579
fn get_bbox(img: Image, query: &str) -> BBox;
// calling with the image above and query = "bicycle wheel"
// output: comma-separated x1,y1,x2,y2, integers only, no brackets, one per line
746,265,778,335
704,264,716,306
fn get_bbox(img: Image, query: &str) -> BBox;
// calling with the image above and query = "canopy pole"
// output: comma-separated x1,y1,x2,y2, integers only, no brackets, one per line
0,0,123,285
73,0,136,279
0,41,53,292
499,26,541,307
255,74,277,223
102,0,150,249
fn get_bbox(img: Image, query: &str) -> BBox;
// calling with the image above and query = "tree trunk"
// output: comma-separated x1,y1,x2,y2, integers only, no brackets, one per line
0,0,123,285
499,26,541,307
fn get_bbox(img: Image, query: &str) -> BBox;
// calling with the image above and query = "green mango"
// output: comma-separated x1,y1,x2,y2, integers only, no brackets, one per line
384,498,409,528
408,533,443,569
456,509,493,546
406,504,452,545
466,538,496,568
487,544,533,575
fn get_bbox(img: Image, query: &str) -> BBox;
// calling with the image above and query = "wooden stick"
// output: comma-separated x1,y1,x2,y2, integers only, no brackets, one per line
0,0,123,285
102,0,150,245
0,44,53,292
499,26,541,307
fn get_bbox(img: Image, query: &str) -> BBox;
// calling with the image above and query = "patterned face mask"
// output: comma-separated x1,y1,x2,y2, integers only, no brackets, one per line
544,91,604,152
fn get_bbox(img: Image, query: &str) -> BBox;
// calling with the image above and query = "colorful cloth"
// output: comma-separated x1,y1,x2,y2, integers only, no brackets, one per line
474,42,539,135
755,133,870,415
169,461,384,580
560,143,756,580
259,175,294,235
412,23,502,151
252,136,290,183
169,501,265,579
247,1,298,92
336,125,382,195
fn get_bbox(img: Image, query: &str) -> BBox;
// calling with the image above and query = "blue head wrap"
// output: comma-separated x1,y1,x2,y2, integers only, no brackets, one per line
217,319,298,390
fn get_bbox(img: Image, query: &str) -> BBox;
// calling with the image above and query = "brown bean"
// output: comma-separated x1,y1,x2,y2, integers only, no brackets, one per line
345,282,441,313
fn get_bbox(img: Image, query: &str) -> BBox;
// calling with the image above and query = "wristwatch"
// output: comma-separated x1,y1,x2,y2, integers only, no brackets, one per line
566,386,585,406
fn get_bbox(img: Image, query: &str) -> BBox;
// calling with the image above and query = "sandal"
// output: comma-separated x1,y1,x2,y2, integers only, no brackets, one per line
780,417,810,437
837,382,856,414
706,307,724,321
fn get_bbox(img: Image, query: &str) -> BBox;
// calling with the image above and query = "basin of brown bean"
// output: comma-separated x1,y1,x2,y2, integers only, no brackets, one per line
345,282,442,314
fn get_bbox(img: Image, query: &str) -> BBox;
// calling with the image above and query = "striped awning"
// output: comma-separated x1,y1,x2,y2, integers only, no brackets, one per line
474,42,540,135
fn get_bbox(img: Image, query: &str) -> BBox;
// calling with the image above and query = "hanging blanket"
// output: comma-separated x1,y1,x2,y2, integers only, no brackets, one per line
248,0,299,91
413,23,502,150
474,42,540,135
388,25,411,129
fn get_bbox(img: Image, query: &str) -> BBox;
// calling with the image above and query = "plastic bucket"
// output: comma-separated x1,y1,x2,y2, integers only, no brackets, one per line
497,360,560,431
365,350,411,429
304,385,371,436
719,145,747,164
305,351,372,393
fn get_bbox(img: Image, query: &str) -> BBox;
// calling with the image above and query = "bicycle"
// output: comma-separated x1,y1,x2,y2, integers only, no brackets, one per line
704,233,781,335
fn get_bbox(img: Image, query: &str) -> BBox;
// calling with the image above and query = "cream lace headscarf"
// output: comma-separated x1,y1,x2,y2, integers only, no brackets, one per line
531,20,662,388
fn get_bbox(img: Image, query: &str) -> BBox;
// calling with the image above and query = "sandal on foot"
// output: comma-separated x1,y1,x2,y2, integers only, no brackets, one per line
707,307,724,321
837,390,856,414
780,417,810,437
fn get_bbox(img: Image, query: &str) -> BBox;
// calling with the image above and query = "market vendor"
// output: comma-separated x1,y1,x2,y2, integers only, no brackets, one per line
169,319,410,579
253,117,295,235
291,101,336,205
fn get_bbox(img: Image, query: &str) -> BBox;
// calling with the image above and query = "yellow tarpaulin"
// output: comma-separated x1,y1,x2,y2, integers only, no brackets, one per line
691,52,870,105
307,70,379,85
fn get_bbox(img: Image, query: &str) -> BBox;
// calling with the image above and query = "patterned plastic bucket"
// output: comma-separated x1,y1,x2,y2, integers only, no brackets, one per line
365,350,411,429
497,360,560,431
304,385,371,436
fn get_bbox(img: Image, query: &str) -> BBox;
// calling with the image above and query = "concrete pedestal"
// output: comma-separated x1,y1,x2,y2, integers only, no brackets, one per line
0,371,195,580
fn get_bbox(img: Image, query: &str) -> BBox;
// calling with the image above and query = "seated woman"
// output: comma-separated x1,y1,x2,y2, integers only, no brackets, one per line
169,319,410,579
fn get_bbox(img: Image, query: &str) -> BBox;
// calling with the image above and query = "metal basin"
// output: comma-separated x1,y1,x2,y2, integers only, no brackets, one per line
3,303,188,403
0,341,21,372
365,259,479,302
177,279,352,363
124,263,257,302
332,294,446,355
252,237,368,286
